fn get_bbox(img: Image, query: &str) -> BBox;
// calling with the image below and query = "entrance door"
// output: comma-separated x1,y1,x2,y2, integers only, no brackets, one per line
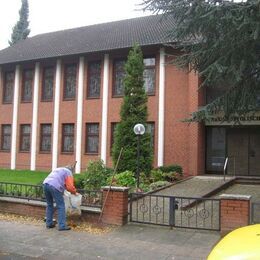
249,131,260,175
227,129,260,176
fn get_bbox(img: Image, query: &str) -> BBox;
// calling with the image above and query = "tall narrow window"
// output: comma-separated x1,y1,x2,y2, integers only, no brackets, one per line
86,123,99,154
64,64,77,100
20,124,31,152
1,124,11,151
87,61,101,98
113,60,126,96
3,72,14,104
40,124,52,152
42,67,54,101
21,69,33,102
62,124,74,152
146,122,155,150
143,58,156,95
110,122,118,153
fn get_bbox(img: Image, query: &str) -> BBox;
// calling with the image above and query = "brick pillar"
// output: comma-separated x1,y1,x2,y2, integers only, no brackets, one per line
220,194,251,233
101,186,129,226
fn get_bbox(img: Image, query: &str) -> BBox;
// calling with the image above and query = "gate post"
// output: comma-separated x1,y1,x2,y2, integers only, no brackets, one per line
101,186,129,226
220,194,251,234
169,197,175,227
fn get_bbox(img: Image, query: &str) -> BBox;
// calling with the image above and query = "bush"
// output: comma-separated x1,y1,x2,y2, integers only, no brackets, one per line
74,174,85,189
163,172,182,182
149,181,171,191
83,160,113,190
150,169,164,182
158,164,183,175
108,171,136,187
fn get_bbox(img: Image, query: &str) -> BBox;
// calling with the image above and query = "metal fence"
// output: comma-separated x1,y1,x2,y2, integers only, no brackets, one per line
129,193,220,231
251,202,260,224
0,182,102,208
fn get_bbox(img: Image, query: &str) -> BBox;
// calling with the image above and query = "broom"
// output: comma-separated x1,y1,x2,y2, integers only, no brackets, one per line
98,147,123,223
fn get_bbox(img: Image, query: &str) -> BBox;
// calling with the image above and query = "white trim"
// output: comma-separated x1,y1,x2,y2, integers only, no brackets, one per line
52,59,62,170
75,57,84,173
101,54,109,163
157,48,166,167
11,65,20,170
30,62,40,171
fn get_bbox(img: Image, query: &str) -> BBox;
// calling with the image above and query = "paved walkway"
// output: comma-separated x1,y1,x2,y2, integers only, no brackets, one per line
154,176,234,197
0,220,220,260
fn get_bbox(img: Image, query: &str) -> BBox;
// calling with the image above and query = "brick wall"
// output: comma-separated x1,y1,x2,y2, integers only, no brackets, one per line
220,194,251,233
101,186,129,226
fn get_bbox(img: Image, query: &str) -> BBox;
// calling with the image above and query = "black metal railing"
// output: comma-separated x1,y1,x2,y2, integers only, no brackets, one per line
0,182,102,208
0,182,45,201
129,193,220,231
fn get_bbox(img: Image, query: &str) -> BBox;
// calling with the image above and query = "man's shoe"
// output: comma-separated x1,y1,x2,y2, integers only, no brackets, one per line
58,226,71,231
46,224,56,229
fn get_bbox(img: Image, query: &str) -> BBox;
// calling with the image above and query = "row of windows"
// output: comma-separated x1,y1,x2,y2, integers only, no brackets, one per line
2,58,156,104
0,122,155,154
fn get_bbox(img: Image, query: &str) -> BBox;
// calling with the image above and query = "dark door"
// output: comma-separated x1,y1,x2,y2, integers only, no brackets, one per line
227,128,260,176
249,131,260,175
227,129,249,175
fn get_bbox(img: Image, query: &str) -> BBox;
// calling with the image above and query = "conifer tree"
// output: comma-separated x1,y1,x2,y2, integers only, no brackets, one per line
9,0,30,46
143,0,260,122
112,44,153,174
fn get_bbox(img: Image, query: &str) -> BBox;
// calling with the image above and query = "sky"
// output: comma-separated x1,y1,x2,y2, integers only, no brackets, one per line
0,0,151,50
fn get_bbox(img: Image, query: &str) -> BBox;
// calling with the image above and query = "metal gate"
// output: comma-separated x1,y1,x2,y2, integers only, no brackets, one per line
129,193,220,231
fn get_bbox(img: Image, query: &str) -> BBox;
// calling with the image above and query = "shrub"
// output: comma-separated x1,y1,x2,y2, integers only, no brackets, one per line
108,171,136,187
74,174,85,189
150,169,164,182
83,160,113,190
163,172,182,182
158,164,183,175
149,181,171,191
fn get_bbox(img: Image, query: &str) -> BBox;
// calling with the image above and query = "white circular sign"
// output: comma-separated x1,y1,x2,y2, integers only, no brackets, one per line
133,124,145,135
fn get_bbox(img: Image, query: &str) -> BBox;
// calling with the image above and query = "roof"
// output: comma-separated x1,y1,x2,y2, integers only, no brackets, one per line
0,14,176,65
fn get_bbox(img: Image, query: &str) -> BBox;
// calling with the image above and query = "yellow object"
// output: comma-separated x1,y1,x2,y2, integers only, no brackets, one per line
208,224,260,260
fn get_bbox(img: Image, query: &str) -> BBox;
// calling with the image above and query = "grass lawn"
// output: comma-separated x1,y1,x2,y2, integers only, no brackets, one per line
0,169,49,185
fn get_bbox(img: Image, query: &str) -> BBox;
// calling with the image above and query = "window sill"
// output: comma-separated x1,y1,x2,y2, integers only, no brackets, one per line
63,98,75,101
39,151,51,154
40,99,53,103
112,95,123,98
19,151,30,153
61,152,74,155
0,150,11,153
84,152,99,155
2,102,13,105
21,100,32,103
86,96,100,100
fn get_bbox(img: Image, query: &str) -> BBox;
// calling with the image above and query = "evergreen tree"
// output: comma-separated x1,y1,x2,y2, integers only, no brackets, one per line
112,44,153,174
9,0,30,46
143,0,260,122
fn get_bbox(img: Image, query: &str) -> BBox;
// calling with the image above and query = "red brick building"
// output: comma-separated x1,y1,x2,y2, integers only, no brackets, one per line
0,15,259,176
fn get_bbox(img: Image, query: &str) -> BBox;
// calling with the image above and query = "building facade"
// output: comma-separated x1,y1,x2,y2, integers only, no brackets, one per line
0,15,259,176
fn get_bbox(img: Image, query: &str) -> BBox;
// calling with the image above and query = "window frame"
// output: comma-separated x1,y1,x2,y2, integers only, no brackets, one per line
61,123,74,153
63,63,77,101
2,71,15,104
41,66,55,102
143,57,156,96
19,124,31,152
85,123,99,154
39,124,52,153
112,59,126,97
0,124,11,151
146,122,155,150
21,69,34,103
87,61,101,99
110,122,118,154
